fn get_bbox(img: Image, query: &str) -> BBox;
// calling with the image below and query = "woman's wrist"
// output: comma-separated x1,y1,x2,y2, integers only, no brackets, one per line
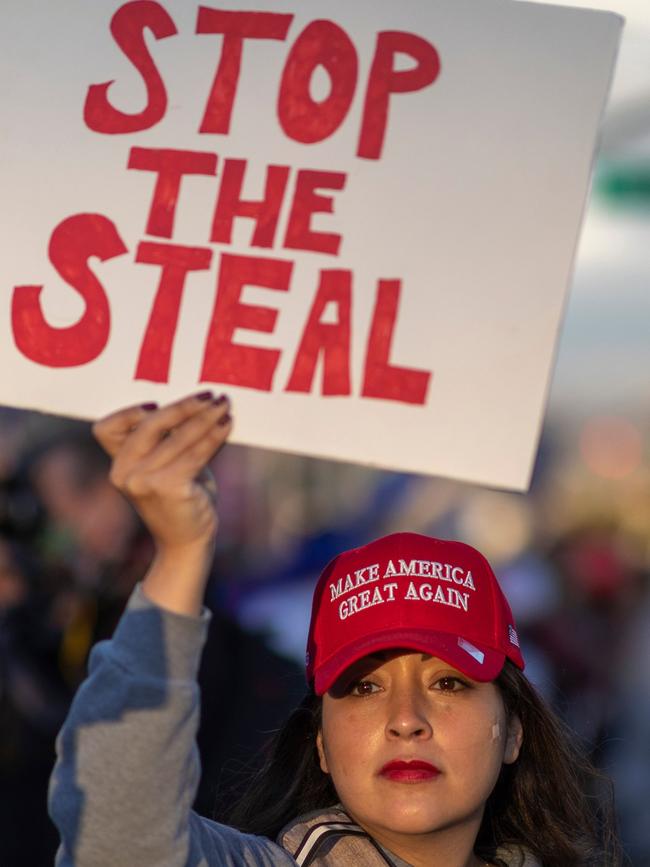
141,537,216,617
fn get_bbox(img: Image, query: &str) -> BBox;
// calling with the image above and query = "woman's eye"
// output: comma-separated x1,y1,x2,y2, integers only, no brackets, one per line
349,680,380,696
434,676,468,693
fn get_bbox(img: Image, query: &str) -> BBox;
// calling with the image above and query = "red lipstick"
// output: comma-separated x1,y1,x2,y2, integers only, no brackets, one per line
379,760,441,782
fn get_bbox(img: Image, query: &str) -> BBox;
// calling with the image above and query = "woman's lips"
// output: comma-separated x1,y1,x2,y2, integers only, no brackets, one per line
379,760,441,782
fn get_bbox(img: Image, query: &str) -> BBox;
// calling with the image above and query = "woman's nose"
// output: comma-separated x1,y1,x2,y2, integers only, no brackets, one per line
385,690,433,740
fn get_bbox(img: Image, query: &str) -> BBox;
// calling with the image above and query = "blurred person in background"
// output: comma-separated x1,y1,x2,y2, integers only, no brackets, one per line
0,535,71,864
536,525,644,746
0,420,302,867
600,551,650,866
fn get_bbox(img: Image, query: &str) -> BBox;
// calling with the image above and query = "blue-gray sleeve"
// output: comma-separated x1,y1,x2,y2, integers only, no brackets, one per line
48,585,296,867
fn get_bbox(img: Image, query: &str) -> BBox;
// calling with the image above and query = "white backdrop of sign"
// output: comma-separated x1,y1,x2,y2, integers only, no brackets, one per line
0,0,622,489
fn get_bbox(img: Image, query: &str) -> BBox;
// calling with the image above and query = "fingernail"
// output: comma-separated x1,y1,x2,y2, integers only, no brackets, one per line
218,413,232,426
196,390,213,401
213,393,228,406
141,402,158,411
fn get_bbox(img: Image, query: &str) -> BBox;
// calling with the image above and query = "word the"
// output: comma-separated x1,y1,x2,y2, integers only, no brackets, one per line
128,147,346,255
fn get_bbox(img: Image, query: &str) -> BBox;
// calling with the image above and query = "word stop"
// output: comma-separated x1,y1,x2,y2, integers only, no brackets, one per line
84,3,441,160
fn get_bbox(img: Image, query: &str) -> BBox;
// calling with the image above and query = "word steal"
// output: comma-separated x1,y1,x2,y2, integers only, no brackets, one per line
12,215,431,404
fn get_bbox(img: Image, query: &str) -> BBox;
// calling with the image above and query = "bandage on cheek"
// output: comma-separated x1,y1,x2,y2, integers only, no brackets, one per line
491,722,501,741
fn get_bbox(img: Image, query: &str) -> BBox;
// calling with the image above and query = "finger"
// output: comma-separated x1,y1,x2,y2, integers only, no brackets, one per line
92,402,159,458
116,391,223,465
157,412,233,481
134,398,231,473
113,414,232,502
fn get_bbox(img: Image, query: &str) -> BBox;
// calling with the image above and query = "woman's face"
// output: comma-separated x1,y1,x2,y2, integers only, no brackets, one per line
317,651,522,855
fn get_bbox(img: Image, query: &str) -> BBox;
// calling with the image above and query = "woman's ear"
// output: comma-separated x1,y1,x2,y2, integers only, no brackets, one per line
316,729,329,774
503,714,523,765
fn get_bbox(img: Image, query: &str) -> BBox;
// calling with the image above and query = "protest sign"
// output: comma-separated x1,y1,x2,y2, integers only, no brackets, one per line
0,0,622,488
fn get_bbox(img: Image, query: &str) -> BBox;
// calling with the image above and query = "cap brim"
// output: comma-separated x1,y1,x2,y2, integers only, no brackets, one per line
313,628,505,695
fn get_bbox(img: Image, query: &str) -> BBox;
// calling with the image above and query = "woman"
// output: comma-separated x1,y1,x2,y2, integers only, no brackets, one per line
48,394,620,867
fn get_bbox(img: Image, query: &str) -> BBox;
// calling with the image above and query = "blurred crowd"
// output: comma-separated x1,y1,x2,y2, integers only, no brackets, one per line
0,405,648,866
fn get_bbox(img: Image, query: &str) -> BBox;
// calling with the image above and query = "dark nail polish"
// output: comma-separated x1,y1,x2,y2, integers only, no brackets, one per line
196,390,213,401
141,402,158,411
218,413,232,426
213,394,228,405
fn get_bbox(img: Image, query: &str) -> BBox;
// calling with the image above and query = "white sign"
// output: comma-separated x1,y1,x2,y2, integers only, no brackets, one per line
0,0,622,489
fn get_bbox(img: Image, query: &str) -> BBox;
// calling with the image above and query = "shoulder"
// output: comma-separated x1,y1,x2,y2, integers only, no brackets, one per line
278,807,412,866
194,813,297,865
278,805,358,856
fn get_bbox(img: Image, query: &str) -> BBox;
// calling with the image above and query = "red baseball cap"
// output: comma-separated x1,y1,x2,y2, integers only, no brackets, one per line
306,532,524,695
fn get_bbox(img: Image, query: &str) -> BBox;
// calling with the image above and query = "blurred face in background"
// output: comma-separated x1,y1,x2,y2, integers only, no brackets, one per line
32,441,138,565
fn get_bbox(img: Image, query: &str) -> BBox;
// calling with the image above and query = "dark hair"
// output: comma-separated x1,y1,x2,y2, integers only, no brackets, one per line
226,661,622,867
474,662,622,866
226,692,335,836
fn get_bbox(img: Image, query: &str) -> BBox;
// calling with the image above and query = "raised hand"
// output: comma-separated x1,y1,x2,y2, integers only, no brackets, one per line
93,392,233,614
